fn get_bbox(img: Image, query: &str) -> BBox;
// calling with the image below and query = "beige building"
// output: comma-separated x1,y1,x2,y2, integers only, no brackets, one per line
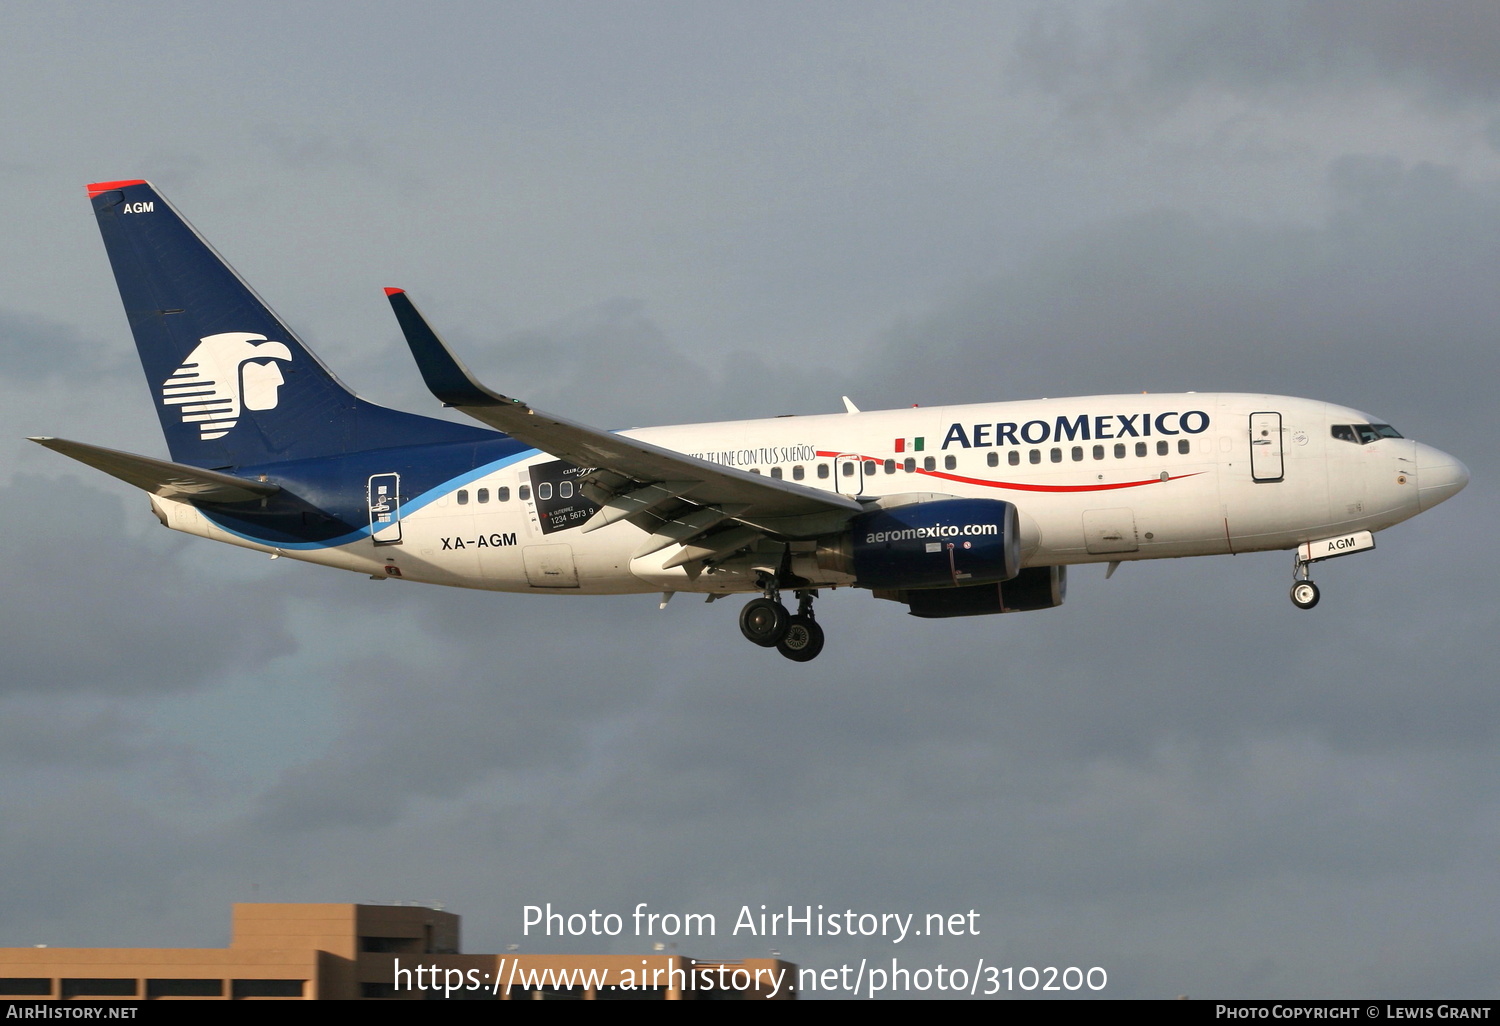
0,904,795,1000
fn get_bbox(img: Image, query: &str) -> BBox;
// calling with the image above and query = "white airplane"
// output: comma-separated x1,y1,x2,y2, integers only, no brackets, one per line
33,180,1469,662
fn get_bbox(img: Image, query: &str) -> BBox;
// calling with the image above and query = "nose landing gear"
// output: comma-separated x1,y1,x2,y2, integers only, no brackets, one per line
1290,580,1320,609
1290,553,1320,609
739,587,825,661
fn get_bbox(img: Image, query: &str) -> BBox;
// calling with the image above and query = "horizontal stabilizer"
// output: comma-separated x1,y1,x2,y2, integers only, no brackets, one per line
29,437,280,504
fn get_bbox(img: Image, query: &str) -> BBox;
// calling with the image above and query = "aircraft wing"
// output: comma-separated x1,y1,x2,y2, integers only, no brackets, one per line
29,437,280,504
386,290,863,543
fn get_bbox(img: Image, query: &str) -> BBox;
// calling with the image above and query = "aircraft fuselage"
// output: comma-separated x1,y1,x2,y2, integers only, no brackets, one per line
152,392,1462,597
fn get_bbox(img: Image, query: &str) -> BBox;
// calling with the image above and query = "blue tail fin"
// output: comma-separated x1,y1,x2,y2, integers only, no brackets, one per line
87,180,493,469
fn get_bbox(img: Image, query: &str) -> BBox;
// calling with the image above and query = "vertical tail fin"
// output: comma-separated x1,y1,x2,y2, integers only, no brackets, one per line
87,180,491,468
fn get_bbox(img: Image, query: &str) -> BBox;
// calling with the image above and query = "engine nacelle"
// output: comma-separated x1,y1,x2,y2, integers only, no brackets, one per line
818,499,1021,590
887,565,1068,618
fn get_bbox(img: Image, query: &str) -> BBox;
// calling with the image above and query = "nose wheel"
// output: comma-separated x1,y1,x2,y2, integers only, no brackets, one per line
1289,552,1320,610
739,589,825,660
1290,580,1320,609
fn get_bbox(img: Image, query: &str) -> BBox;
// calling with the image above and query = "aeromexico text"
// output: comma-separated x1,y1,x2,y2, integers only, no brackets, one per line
941,410,1212,449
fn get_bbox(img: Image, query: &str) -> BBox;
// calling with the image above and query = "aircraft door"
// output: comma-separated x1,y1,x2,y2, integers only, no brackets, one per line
833,454,865,496
1083,508,1139,554
524,543,580,588
368,473,402,545
1249,412,1285,482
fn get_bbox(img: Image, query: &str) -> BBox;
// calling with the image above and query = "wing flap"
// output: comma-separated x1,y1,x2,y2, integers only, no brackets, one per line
581,480,700,534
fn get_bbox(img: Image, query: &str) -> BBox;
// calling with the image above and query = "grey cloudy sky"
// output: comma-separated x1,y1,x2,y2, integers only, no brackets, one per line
2,0,1496,999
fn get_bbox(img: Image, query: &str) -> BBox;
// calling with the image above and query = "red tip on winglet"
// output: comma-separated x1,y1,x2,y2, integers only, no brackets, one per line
86,179,147,197
384,287,405,296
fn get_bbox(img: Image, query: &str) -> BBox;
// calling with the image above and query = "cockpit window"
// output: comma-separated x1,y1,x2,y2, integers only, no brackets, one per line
1332,423,1403,444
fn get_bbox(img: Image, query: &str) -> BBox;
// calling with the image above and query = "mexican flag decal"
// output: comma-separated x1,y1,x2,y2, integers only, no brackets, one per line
894,437,924,453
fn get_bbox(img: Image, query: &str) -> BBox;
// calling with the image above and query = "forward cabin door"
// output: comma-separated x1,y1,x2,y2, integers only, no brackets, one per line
1249,412,1285,483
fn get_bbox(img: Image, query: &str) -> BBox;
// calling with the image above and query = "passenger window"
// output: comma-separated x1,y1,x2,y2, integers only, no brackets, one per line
1093,445,1104,460
1008,451,1020,466
1029,450,1041,465
1071,446,1083,461
1177,439,1189,455
945,455,957,470
1050,448,1062,463
903,458,915,473
750,468,762,475
477,487,489,503
863,461,876,475
818,464,830,479
497,487,510,502
843,462,855,477
923,457,935,471
793,465,805,481
538,482,552,500
456,489,470,505
1156,440,1169,456
1135,442,1147,458
987,452,999,467
519,485,530,500
1114,443,1126,459
884,459,896,474
770,466,782,479
559,481,573,498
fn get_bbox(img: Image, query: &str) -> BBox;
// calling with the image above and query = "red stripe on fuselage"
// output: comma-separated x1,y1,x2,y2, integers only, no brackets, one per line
812,450,1202,492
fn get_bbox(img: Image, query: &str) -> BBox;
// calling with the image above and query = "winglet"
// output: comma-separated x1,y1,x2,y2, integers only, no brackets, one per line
385,289,519,409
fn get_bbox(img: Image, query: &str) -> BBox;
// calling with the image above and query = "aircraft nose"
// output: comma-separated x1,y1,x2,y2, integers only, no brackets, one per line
1414,443,1470,511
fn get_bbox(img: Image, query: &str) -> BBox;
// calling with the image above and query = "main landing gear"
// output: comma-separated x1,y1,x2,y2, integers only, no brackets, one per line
1290,552,1320,610
739,588,825,662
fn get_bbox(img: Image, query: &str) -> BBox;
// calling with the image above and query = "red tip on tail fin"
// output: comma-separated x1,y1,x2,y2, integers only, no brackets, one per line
86,179,148,197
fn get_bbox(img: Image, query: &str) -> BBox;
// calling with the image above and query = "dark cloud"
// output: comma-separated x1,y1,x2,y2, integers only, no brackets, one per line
859,157,1500,446
1016,1,1500,113
0,474,297,695
0,309,115,382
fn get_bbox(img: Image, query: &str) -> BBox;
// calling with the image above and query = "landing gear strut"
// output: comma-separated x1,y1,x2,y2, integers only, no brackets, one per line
777,591,825,662
1290,553,1320,610
739,585,825,661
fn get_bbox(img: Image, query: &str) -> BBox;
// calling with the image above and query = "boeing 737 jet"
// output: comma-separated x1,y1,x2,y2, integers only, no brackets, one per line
32,180,1470,661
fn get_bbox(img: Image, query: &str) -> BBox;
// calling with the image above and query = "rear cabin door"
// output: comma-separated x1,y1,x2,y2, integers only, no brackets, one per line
368,473,403,544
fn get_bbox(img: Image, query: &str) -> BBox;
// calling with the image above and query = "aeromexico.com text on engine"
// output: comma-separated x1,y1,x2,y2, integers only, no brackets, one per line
863,523,1002,545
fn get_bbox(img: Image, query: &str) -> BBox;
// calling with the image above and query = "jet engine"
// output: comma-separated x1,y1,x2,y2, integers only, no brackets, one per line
889,565,1068,618
817,498,1021,590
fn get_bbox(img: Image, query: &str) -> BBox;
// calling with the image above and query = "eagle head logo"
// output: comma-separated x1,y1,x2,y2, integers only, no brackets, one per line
161,332,294,440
